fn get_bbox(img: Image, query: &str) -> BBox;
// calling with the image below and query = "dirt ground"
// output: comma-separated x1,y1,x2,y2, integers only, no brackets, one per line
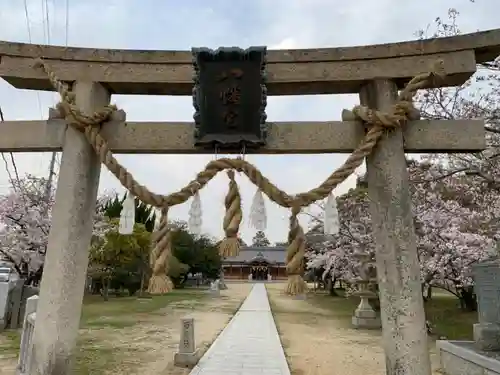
266,282,442,375
0,282,252,375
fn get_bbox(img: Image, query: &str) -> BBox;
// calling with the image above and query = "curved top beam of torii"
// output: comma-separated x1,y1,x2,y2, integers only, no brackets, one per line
0,29,499,96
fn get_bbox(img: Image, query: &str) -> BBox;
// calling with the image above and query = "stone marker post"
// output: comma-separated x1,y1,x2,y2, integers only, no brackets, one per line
361,80,431,375
472,259,500,351
219,264,228,290
174,317,199,367
209,280,221,297
30,82,109,375
9,279,25,329
18,295,39,375
0,282,10,330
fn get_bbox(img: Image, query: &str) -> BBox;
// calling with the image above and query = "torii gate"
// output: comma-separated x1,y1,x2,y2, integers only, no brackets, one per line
0,29,499,375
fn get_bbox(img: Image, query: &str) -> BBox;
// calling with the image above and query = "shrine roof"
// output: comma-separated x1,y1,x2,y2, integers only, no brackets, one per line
223,246,286,264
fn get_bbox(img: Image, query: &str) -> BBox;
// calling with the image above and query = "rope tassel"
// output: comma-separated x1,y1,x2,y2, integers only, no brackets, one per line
324,193,340,235
285,206,308,296
147,207,174,294
249,189,267,231
219,170,243,257
188,191,203,236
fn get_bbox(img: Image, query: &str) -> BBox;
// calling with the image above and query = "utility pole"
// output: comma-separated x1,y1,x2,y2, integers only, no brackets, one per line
43,152,57,213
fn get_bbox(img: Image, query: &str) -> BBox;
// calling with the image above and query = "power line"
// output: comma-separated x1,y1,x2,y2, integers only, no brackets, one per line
65,0,69,46
19,0,45,189
0,154,16,191
41,0,47,44
0,108,21,193
44,0,51,44
0,107,21,189
8,154,21,190
48,0,69,184
43,0,57,204
23,0,44,123
22,0,32,42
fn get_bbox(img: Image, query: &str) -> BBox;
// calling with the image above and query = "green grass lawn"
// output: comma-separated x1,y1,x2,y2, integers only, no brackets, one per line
81,289,206,328
424,293,476,340
304,289,477,340
0,288,208,374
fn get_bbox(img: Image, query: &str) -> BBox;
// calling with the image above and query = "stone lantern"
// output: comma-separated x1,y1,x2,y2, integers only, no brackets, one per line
351,250,381,329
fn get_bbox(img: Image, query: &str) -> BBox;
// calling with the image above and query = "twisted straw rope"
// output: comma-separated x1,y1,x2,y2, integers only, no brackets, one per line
147,207,173,293
34,59,445,211
35,58,445,295
219,170,243,257
285,205,308,295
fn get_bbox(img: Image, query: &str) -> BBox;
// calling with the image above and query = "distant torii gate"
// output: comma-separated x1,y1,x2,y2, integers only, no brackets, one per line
0,29,499,375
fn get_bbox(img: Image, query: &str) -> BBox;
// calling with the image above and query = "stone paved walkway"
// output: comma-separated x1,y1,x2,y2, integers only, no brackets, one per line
189,283,290,375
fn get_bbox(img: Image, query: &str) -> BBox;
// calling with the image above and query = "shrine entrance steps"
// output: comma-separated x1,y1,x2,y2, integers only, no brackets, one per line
189,283,290,375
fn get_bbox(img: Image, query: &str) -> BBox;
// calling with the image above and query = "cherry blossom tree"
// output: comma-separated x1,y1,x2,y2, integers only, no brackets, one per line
306,183,372,280
0,175,53,285
306,160,496,310
0,176,110,285
414,8,500,309
307,7,500,310
416,8,500,207
305,178,374,297
410,160,497,308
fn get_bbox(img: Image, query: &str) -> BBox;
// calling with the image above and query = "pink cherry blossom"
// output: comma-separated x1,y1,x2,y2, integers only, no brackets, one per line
306,160,497,295
0,175,109,284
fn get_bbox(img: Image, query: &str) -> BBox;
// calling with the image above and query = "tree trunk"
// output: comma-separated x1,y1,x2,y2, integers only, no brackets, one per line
458,286,477,311
138,270,145,298
329,277,338,296
422,283,433,302
102,277,110,301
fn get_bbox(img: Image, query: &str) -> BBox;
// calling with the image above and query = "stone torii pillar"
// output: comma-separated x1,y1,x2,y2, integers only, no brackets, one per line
361,80,431,375
29,82,109,375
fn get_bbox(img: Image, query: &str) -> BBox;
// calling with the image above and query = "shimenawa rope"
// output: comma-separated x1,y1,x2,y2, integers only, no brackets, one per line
219,170,243,257
34,58,445,295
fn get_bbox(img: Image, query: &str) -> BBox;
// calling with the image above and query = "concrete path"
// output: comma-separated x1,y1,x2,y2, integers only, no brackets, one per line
189,283,290,375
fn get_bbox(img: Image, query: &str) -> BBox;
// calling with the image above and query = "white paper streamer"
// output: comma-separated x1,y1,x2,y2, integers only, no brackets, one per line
249,189,267,231
188,191,203,235
119,193,135,235
324,193,340,235
153,210,161,232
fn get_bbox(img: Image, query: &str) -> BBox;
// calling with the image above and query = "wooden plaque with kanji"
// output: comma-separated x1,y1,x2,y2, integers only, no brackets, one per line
192,46,267,150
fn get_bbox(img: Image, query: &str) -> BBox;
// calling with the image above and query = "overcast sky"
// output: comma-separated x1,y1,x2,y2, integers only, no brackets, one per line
0,0,498,244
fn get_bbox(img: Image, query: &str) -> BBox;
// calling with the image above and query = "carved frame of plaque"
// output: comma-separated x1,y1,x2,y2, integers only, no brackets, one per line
192,46,267,151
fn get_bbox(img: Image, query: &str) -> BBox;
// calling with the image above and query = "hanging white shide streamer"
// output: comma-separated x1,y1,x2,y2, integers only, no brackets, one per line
324,193,340,235
249,189,267,231
119,193,136,235
188,191,203,235
153,210,161,232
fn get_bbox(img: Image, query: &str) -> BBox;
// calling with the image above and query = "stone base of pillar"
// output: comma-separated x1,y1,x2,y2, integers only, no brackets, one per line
474,322,500,351
352,297,381,329
352,315,381,329
174,349,200,367
437,340,500,375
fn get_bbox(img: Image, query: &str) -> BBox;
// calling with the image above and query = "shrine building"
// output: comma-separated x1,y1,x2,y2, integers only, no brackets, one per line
222,246,287,280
